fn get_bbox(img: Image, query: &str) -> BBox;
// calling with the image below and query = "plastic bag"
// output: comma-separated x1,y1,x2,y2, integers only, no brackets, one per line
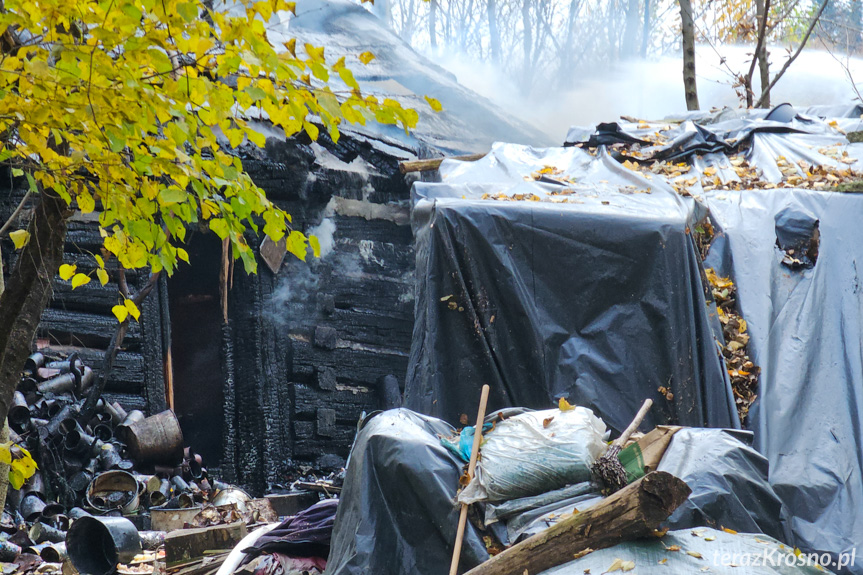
458,407,607,504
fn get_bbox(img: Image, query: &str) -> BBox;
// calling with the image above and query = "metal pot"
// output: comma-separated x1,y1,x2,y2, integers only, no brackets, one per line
66,516,141,575
124,410,184,465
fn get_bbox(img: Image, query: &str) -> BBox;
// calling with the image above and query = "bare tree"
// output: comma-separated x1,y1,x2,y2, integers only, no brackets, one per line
679,0,699,110
756,0,830,107
488,0,502,63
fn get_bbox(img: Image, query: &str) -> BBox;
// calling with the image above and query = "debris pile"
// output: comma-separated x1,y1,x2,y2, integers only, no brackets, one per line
0,351,307,575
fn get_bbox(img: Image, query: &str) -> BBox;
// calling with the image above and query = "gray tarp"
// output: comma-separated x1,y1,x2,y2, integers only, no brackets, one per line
704,187,863,571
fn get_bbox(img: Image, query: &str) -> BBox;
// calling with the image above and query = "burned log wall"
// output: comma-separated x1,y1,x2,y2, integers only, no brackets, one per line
1,128,421,495
222,133,418,492
0,184,168,418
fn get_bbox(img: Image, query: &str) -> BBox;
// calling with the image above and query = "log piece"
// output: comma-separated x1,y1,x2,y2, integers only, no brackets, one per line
164,522,247,566
463,471,690,575
398,153,486,174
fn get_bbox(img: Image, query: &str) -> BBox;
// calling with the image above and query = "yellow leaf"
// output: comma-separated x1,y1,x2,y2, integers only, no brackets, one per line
8,467,24,490
71,273,91,289
77,189,95,213
59,264,76,280
359,51,375,65
721,527,738,535
605,558,636,573
284,38,297,56
559,397,575,412
97,268,109,286
687,551,703,559
9,229,30,249
424,96,443,112
125,299,141,321
112,304,129,322
0,446,10,465
309,234,321,258
177,248,189,263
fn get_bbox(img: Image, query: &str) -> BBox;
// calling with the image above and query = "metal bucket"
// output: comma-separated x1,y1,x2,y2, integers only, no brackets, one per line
66,516,141,575
23,353,45,376
85,471,140,514
8,392,30,431
125,410,184,465
20,494,46,521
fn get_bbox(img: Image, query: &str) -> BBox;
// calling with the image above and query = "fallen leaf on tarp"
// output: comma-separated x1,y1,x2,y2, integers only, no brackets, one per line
559,397,575,412
603,558,635,573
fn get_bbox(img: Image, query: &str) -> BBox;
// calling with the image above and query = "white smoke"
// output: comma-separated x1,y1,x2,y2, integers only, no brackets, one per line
308,218,337,259
432,44,863,142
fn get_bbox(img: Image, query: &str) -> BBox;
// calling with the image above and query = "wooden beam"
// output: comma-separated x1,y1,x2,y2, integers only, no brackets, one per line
398,153,486,174
462,471,691,575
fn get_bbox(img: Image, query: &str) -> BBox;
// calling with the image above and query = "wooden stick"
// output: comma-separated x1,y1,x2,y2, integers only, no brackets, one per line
463,471,691,575
449,384,490,575
613,398,653,449
399,153,486,174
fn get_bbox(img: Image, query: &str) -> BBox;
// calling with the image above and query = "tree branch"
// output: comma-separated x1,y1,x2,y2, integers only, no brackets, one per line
756,0,829,108
746,0,771,108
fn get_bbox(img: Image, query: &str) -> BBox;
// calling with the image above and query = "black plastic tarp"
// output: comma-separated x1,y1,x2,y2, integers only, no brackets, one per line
325,409,793,575
325,409,489,575
405,144,740,436
703,188,863,572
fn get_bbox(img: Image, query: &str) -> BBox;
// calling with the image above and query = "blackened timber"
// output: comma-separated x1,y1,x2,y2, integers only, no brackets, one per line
293,383,378,423
39,308,142,349
138,275,166,414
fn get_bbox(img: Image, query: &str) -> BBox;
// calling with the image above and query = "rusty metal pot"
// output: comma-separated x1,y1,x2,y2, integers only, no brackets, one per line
125,410,184,465
86,470,140,514
67,516,141,575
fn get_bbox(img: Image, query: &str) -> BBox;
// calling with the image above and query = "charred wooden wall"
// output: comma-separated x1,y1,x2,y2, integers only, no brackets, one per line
222,131,418,492
0,127,421,495
0,183,168,418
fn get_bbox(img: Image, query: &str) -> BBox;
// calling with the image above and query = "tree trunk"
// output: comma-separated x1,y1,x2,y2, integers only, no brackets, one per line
487,0,501,64
0,255,7,513
522,0,533,87
621,0,641,58
678,0,699,110
641,0,651,57
463,472,691,575
0,190,70,433
429,0,438,48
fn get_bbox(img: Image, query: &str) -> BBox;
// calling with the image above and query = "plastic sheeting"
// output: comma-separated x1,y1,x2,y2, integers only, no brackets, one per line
656,428,792,543
325,409,489,575
405,143,740,436
703,188,863,572
540,528,836,575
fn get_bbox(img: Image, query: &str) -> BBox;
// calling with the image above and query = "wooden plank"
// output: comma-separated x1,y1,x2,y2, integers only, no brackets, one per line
40,345,145,394
462,472,691,575
164,522,247,566
399,153,486,174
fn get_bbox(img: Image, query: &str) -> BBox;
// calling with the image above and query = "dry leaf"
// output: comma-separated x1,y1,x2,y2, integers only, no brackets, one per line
543,417,555,428
573,548,593,560
559,397,575,412
687,551,703,559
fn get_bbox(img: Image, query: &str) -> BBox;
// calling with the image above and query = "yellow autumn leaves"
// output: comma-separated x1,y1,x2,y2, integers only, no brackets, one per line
0,441,37,490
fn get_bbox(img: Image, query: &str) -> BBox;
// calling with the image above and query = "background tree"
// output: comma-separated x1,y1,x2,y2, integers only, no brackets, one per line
0,0,421,465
